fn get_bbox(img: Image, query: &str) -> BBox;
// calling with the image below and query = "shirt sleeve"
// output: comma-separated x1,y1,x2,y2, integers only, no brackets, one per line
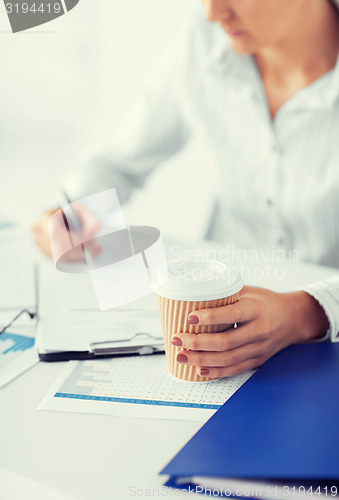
63,23,194,204
302,275,339,342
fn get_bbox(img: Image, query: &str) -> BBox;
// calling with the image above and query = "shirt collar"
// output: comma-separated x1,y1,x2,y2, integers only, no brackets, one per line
295,51,339,110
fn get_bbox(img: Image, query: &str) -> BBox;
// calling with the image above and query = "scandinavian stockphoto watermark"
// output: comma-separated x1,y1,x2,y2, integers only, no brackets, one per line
169,244,300,283
4,0,80,33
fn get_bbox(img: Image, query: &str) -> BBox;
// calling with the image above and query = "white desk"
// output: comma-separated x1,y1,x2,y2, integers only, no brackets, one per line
0,249,337,500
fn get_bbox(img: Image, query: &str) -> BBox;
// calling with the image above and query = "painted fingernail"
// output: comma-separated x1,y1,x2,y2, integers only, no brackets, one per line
172,337,183,347
188,315,199,325
200,368,209,376
177,353,188,363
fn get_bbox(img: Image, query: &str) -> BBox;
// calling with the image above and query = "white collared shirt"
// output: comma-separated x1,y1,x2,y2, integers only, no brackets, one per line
65,7,339,341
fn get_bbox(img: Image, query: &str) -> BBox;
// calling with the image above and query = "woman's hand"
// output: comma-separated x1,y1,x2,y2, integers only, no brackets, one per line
172,286,329,378
31,205,101,261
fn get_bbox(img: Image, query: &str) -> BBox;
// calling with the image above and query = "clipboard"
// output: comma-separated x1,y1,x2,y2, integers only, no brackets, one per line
37,332,164,361
36,264,165,362
36,307,165,362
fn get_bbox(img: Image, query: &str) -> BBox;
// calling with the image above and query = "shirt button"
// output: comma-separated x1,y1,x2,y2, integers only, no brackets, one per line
266,199,273,207
277,237,285,245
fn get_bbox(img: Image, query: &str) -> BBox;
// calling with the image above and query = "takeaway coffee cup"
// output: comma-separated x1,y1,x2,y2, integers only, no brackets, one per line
152,260,243,382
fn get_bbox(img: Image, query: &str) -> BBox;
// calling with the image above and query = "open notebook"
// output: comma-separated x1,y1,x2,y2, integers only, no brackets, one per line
0,235,39,388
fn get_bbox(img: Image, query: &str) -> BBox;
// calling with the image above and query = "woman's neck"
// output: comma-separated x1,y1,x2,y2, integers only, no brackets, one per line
255,1,339,84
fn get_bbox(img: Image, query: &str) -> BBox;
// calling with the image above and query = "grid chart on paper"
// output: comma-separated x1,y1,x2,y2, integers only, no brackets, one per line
0,332,35,369
54,355,253,410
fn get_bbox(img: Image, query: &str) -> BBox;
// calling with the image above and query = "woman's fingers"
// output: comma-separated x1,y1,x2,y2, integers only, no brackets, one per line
32,204,102,262
176,340,266,368
188,297,258,326
197,357,263,379
172,322,263,352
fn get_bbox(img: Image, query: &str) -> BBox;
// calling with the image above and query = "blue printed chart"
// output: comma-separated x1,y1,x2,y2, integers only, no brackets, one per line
0,332,38,389
39,355,254,422
0,332,35,369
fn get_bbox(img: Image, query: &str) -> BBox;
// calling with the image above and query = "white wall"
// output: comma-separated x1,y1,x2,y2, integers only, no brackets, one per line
1,0,215,241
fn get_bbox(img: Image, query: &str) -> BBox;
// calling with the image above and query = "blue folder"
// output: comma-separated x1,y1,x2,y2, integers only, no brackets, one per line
160,344,339,493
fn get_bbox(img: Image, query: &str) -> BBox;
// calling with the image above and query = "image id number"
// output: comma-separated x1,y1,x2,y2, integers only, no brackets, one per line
5,3,62,14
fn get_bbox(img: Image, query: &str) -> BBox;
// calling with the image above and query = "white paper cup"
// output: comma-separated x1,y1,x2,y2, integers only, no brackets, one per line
152,260,243,381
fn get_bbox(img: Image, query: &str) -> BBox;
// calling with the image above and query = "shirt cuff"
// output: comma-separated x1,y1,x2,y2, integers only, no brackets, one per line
300,276,339,343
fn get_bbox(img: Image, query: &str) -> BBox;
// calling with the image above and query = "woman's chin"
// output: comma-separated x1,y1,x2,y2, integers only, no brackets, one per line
227,36,258,55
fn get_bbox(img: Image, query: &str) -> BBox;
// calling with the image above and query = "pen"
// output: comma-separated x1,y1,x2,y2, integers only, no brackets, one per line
59,189,82,233
57,189,91,266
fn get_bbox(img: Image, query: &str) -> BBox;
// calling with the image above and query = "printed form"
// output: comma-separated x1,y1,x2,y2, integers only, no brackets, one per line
39,355,254,422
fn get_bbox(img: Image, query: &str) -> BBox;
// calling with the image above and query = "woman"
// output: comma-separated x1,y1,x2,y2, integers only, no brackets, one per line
32,0,339,378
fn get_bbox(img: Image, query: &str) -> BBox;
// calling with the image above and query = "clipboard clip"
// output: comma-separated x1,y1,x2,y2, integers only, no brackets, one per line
90,332,164,356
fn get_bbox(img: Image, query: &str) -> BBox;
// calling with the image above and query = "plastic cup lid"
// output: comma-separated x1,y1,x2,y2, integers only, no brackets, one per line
151,260,243,301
